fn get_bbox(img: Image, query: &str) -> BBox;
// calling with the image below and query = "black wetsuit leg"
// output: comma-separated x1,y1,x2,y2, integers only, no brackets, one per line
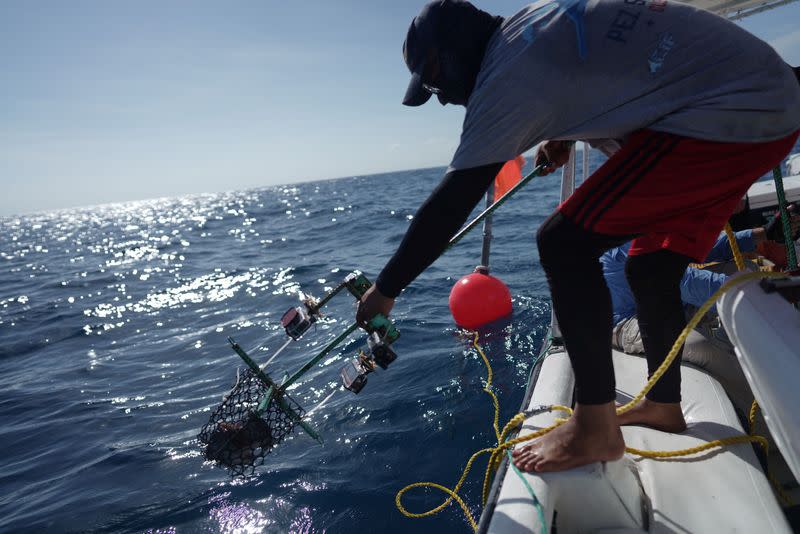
625,250,693,403
537,212,635,405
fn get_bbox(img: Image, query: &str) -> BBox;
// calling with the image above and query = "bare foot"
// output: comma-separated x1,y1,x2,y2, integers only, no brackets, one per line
511,402,625,473
617,398,687,433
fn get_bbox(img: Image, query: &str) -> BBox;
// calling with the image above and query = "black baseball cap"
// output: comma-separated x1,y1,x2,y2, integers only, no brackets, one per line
402,0,478,107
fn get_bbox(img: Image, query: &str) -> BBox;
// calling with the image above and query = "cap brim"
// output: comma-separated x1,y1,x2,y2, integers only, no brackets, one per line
402,70,432,107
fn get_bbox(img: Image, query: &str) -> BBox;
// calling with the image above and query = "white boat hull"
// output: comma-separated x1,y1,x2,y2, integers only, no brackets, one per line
718,275,800,482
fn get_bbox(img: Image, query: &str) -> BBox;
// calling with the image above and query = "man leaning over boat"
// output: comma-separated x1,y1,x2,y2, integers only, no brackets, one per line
355,0,800,473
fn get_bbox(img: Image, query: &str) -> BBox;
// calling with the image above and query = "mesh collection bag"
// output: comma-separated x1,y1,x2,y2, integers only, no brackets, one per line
198,368,305,477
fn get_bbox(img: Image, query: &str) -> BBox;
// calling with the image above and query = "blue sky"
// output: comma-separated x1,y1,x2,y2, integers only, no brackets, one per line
1,1,799,216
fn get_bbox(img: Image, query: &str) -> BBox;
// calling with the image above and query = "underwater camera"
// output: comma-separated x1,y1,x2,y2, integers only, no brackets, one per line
339,331,398,393
340,353,374,394
281,306,315,340
366,331,398,369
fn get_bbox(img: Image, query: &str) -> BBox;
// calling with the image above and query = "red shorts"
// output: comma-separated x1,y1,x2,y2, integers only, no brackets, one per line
558,129,800,261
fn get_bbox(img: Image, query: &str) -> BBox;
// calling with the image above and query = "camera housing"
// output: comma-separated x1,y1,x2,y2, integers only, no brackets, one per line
281,307,314,340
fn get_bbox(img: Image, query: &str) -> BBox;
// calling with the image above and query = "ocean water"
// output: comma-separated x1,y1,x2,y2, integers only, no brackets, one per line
2,140,797,533
0,158,566,533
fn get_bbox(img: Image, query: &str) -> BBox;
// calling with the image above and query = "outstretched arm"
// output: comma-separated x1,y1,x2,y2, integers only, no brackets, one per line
375,162,504,297
356,162,503,325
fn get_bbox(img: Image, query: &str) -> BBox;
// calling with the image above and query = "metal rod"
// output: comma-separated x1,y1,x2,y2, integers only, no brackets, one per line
550,145,577,341
255,385,275,415
228,337,280,389
727,0,798,20
582,141,589,184
480,184,494,269
310,281,348,311
447,162,548,251
280,322,359,390
275,394,324,443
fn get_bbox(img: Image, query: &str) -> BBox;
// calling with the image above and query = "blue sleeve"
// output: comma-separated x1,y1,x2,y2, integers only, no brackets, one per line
704,230,755,262
679,268,728,308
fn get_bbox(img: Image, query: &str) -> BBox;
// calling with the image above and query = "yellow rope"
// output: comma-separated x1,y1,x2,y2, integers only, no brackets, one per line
395,446,495,531
394,334,523,532
626,435,767,458
749,399,759,434
747,399,795,506
396,271,790,530
724,222,747,271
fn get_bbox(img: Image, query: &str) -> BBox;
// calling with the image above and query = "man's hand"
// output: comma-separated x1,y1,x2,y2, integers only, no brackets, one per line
764,204,800,243
535,140,572,174
356,284,395,327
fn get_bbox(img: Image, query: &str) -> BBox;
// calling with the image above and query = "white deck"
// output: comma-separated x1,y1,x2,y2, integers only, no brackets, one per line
485,349,791,533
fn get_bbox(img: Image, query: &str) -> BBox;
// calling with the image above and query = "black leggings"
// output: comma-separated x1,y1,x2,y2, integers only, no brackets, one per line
537,212,692,404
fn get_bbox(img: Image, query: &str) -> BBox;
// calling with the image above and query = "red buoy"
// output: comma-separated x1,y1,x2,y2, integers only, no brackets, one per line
449,266,512,329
